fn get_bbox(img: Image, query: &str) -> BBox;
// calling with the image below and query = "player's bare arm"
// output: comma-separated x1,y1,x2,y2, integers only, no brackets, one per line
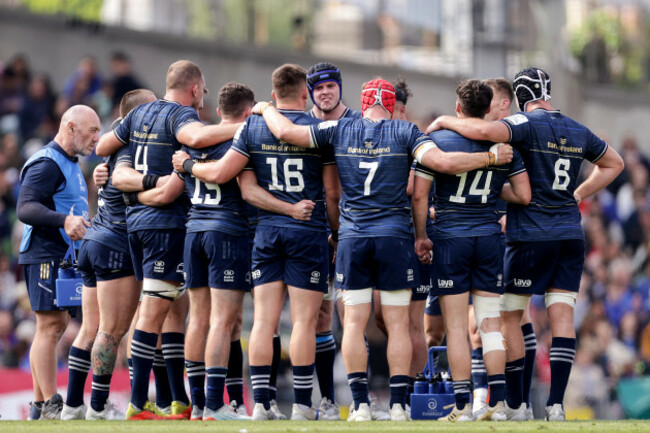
96,130,125,157
418,144,513,175
322,165,341,232
176,121,243,149
137,172,185,206
574,146,624,204
238,170,314,221
254,102,312,148
93,163,109,187
426,115,510,143
173,148,248,184
499,172,532,205
412,173,433,264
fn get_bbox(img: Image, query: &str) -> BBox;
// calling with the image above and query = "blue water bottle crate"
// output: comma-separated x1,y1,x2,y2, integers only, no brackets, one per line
410,346,458,420
55,244,83,307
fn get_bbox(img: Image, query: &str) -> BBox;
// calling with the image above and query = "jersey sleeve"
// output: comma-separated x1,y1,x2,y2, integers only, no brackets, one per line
114,144,132,168
501,113,532,147
507,148,527,177
406,124,436,161
413,162,435,181
231,123,250,159
171,106,201,135
309,120,338,149
113,111,132,145
584,131,609,163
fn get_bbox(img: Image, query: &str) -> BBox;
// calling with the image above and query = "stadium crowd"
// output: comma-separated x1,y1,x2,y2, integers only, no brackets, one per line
0,52,647,420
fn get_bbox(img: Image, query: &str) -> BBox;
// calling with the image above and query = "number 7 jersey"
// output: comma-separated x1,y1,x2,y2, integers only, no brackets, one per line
501,109,608,242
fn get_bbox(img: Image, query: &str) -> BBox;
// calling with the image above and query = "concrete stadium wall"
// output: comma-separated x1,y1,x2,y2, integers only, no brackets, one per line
0,8,647,149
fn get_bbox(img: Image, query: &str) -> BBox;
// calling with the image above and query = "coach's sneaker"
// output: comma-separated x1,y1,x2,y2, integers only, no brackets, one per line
126,402,162,420
504,402,528,421
269,399,287,420
40,394,64,420
204,404,251,420
347,403,372,421
86,401,125,420
291,403,318,420
545,404,565,421
61,403,87,420
171,400,191,419
476,401,507,421
369,397,390,421
252,403,276,421
526,404,534,420
28,401,43,420
472,387,488,418
318,397,340,420
389,403,410,421
190,405,203,421
437,403,473,422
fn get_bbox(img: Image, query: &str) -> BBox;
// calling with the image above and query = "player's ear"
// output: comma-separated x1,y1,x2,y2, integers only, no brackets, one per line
216,107,222,119
301,87,308,101
455,100,461,116
271,90,277,102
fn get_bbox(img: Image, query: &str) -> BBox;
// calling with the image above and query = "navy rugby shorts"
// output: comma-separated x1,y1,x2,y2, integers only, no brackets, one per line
77,238,134,287
128,229,185,283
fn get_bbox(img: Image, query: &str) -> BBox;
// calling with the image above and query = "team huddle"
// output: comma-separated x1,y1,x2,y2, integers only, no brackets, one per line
17,59,624,423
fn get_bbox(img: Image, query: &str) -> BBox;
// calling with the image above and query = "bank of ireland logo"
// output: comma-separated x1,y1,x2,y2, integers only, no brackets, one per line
224,269,235,283
310,271,320,284
407,268,414,282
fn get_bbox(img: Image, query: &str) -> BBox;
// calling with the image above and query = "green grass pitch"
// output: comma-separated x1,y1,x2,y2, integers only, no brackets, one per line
1,420,649,433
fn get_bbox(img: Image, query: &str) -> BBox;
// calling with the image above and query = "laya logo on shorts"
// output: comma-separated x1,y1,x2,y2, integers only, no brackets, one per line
407,268,414,282
335,273,344,283
310,271,320,284
153,261,165,273
224,269,235,283
252,270,261,280
437,279,454,288
514,279,532,288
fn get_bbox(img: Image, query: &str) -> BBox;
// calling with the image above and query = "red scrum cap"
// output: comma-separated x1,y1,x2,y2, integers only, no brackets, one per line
360,79,396,115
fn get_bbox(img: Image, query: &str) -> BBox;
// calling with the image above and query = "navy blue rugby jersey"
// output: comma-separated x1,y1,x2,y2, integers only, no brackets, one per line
84,145,131,252
113,99,198,232
308,106,362,120
310,118,434,239
428,129,525,240
501,109,607,242
231,109,331,232
182,139,248,236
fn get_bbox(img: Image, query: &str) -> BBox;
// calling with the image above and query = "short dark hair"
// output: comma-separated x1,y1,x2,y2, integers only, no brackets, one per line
272,64,307,99
119,89,156,118
218,82,255,118
166,60,203,91
484,78,514,103
393,77,412,105
456,79,493,119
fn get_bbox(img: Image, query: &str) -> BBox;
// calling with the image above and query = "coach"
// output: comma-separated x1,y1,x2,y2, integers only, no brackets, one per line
17,105,99,420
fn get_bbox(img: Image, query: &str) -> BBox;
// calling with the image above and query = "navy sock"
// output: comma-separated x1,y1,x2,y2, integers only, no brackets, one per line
226,340,244,405
90,373,111,411
250,365,271,410
471,347,488,389
547,337,576,407
347,372,370,410
293,364,314,407
130,330,158,409
161,332,189,405
186,360,205,410
66,346,91,407
487,374,506,407
452,380,471,409
505,357,525,409
269,335,281,400
206,366,228,410
389,375,410,409
522,323,537,406
153,349,172,409
315,331,337,403
127,357,133,388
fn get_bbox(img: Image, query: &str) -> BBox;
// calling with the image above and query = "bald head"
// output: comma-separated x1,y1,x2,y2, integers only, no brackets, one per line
58,104,101,157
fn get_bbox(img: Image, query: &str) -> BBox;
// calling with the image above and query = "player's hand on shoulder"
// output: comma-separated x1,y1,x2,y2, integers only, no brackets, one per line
491,143,513,165
93,163,109,188
172,151,191,173
252,101,273,115
290,199,315,221
425,116,449,134
64,215,91,241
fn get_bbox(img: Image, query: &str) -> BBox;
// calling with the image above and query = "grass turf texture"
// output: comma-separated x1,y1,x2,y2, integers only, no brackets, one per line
0,420,649,433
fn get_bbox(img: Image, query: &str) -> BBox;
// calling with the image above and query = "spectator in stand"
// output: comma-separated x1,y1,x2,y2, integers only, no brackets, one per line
63,56,102,106
19,75,56,142
109,52,142,112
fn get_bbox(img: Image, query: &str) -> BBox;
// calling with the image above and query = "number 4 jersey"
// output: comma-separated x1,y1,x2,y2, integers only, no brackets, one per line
501,109,608,242
428,130,526,240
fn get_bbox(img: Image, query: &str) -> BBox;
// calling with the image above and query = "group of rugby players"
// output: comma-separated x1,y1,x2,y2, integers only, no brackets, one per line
32,59,624,423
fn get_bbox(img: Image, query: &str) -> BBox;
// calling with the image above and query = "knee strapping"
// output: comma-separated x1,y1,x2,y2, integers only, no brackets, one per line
545,291,577,309
500,292,529,312
342,288,373,306
379,289,411,306
472,294,504,354
142,279,184,301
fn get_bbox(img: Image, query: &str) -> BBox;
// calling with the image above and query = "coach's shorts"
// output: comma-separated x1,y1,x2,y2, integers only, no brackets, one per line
412,260,432,301
128,229,185,283
504,239,585,295
184,231,251,291
335,236,419,291
431,235,504,296
252,226,328,293
425,293,441,316
24,261,77,315
77,239,134,287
